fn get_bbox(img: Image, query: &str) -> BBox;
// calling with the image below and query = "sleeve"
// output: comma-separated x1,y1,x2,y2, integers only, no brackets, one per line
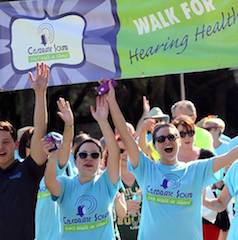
224,161,238,197
56,160,68,176
24,155,46,182
228,136,238,151
101,170,120,200
192,158,215,188
128,150,153,187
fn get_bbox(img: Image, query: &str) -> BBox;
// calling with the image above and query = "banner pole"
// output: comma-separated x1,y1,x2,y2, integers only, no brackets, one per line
180,73,186,100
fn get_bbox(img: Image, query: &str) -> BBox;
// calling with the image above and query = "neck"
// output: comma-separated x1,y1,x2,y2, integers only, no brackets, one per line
213,138,222,148
79,174,94,184
178,145,199,160
160,157,178,165
0,158,15,170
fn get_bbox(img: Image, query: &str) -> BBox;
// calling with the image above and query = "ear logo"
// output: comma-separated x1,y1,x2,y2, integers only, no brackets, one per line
75,195,97,217
38,23,55,46
161,174,180,190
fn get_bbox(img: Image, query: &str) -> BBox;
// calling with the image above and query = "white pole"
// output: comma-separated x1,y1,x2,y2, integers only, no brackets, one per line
180,73,186,100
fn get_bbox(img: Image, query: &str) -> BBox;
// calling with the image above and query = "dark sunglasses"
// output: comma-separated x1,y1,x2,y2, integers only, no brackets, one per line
179,130,195,138
78,152,100,159
120,148,125,154
204,127,219,132
155,134,178,143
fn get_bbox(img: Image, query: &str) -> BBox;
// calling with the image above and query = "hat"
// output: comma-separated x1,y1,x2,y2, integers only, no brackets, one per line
203,116,225,132
144,107,170,123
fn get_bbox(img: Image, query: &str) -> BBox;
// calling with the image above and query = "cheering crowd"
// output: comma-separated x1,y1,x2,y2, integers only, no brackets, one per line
0,63,237,240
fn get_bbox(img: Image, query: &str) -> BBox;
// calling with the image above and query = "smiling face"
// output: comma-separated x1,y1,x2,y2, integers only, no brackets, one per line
153,124,180,165
75,141,101,179
177,124,195,148
0,131,16,169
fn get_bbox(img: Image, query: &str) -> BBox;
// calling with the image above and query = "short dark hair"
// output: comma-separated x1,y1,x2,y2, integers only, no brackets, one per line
0,121,17,141
152,123,178,145
74,138,102,159
18,127,34,158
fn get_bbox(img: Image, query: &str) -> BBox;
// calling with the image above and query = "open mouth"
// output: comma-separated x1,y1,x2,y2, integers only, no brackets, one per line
0,152,7,156
164,147,173,153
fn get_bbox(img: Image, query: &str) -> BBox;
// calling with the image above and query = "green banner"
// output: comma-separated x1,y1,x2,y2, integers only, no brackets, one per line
0,0,237,91
117,0,238,78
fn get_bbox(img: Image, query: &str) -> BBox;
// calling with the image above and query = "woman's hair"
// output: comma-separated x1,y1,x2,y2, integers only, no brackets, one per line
152,122,178,144
0,121,17,141
172,115,195,131
18,127,34,158
74,138,102,159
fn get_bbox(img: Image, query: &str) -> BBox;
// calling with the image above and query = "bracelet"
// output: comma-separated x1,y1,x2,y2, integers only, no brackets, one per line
65,125,73,128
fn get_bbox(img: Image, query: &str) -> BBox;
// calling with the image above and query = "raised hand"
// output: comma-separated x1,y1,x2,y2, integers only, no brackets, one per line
106,80,116,103
142,118,156,133
57,97,74,127
28,62,49,92
143,96,150,114
90,96,109,122
41,138,60,158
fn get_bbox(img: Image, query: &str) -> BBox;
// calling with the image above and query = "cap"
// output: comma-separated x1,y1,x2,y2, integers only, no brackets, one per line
144,107,170,123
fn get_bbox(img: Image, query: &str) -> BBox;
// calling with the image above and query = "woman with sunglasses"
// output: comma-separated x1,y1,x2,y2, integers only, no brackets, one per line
106,81,238,240
172,116,223,240
45,96,120,240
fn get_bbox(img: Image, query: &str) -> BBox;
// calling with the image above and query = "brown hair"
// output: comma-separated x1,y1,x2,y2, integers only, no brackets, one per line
18,127,34,158
172,115,195,132
74,138,102,159
0,121,17,141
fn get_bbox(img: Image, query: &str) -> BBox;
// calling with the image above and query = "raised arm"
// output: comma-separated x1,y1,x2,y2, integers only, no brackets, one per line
203,186,231,212
91,96,120,184
29,62,49,166
44,142,61,197
138,118,156,159
107,82,139,168
136,96,150,137
213,146,238,173
56,98,74,168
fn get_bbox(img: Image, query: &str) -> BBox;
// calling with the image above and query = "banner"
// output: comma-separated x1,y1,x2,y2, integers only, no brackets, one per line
0,0,238,91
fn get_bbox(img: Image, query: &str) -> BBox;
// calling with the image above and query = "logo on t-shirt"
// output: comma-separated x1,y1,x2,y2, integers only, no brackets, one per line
9,171,22,180
160,174,181,190
75,195,97,217
62,194,110,232
146,173,193,206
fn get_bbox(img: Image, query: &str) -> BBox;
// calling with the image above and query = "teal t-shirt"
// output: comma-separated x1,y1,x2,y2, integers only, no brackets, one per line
224,160,238,240
35,162,70,240
128,151,215,240
56,171,119,240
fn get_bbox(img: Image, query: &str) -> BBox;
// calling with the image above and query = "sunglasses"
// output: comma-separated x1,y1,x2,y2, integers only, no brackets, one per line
155,134,178,143
78,152,100,159
179,130,195,138
204,127,219,132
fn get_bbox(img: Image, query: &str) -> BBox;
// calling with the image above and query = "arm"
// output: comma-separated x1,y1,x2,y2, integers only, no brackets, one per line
91,96,120,184
44,141,61,197
115,192,127,218
29,63,49,165
203,186,232,212
107,82,140,168
56,98,74,168
138,119,156,159
213,146,238,173
135,96,150,137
